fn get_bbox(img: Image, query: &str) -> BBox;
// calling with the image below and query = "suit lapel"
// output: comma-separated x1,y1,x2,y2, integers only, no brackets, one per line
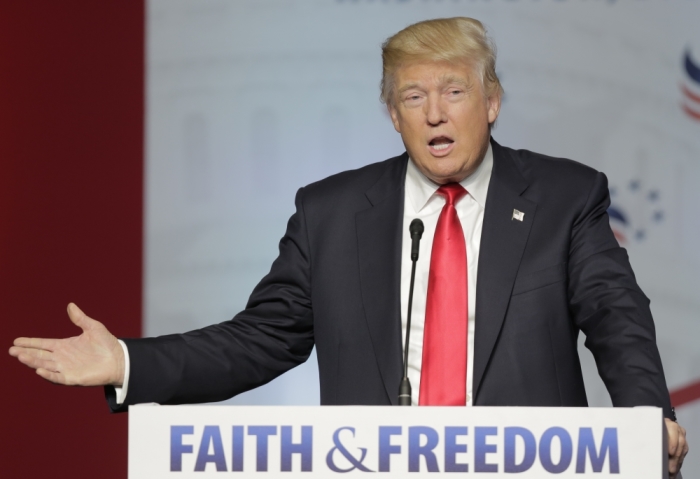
356,154,408,405
473,140,537,401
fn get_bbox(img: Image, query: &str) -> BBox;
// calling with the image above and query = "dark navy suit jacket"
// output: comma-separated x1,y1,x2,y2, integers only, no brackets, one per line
108,139,673,417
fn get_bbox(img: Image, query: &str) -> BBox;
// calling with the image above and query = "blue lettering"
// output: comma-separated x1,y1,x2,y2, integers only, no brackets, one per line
576,427,619,473
248,425,277,471
281,425,313,472
504,427,536,473
475,427,498,472
170,425,194,471
378,426,402,472
194,426,227,471
326,427,374,472
232,426,244,472
539,427,573,473
408,426,439,472
444,426,468,472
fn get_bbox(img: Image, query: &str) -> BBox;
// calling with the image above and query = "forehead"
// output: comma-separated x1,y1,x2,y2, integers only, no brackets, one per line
393,60,477,88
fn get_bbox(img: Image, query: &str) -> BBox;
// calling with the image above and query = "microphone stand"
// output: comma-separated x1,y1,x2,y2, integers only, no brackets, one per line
399,219,423,406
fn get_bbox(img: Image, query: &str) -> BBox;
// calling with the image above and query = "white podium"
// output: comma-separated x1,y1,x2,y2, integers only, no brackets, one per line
129,405,666,478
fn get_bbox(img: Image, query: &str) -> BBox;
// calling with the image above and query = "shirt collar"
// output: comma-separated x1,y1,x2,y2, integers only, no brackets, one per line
405,142,493,213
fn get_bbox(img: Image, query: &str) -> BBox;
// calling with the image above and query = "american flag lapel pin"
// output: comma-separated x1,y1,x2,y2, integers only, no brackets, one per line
512,209,525,221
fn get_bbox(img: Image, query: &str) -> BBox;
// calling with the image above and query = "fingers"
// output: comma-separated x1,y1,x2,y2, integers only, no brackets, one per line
12,336,57,351
681,426,689,456
666,419,680,476
23,355,57,372
666,419,689,477
36,368,65,384
676,425,689,470
13,348,57,372
667,419,679,455
14,349,69,385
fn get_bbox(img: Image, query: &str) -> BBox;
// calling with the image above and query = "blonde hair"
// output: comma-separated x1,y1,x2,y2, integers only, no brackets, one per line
380,17,503,105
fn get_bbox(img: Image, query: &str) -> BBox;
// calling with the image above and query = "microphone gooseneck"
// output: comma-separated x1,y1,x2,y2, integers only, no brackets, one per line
399,218,424,406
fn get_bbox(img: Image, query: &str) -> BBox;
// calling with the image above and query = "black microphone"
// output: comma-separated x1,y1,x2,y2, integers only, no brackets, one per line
399,218,424,406
410,218,424,261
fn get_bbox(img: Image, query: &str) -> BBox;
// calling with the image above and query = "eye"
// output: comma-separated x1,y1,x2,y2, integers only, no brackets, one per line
444,88,465,102
402,93,424,106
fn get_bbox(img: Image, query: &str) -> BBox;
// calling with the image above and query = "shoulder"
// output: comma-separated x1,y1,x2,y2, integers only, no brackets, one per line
300,153,407,203
495,142,605,204
501,143,599,183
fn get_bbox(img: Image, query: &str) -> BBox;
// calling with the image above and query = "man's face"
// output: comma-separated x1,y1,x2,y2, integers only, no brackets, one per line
388,61,500,185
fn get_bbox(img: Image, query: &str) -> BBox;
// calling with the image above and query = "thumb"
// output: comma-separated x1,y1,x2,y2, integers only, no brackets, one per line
67,303,92,331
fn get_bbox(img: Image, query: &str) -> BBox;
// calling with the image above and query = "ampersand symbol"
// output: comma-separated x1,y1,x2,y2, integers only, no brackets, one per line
326,427,375,473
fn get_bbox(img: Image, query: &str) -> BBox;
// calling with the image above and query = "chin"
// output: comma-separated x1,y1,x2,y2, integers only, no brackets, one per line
428,166,465,181
426,172,462,185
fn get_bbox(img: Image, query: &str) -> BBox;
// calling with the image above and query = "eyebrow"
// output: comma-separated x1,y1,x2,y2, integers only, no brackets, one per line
397,82,422,95
439,74,473,88
397,75,473,96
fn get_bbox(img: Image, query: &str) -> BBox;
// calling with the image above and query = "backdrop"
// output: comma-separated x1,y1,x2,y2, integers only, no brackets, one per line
145,0,700,475
1,2,143,477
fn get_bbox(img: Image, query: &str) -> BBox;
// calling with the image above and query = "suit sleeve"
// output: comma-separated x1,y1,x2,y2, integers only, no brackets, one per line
567,172,673,418
106,188,315,412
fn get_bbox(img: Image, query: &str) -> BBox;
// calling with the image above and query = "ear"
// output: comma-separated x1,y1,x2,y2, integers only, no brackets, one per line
387,103,402,133
486,92,501,125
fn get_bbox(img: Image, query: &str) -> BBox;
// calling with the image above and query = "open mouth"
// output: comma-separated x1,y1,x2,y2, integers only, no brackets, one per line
428,136,454,154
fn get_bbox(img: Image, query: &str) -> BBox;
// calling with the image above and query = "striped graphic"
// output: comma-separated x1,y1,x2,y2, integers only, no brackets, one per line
681,49,700,121
670,381,700,408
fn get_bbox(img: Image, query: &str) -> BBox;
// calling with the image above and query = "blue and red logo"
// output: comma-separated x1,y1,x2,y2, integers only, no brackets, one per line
608,181,664,245
681,48,700,121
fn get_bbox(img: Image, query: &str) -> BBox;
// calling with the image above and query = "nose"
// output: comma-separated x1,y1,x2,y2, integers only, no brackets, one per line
425,94,447,126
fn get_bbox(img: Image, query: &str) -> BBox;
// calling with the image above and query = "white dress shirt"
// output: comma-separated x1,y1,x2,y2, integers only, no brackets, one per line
114,340,130,404
115,144,493,406
400,144,493,406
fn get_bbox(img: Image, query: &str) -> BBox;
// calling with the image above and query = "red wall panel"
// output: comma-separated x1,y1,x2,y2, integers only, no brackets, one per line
0,2,144,476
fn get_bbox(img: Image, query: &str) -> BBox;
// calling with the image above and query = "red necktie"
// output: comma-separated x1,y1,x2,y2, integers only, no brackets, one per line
419,183,468,406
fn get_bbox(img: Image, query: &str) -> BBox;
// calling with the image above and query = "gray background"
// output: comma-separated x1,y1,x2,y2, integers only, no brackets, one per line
146,0,700,474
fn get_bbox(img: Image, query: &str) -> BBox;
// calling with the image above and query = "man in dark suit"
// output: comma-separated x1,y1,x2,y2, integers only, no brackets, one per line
10,16,688,475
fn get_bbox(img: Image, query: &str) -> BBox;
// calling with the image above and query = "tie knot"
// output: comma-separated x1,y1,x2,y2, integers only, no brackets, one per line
437,183,467,205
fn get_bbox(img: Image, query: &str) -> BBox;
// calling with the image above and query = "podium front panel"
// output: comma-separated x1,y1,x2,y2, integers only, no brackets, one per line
129,405,662,478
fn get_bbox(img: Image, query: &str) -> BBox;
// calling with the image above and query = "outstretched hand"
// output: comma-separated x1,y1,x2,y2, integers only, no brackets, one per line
9,303,125,387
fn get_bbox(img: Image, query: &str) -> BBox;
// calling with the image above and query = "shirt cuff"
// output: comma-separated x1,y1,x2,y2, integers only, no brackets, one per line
113,339,131,405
